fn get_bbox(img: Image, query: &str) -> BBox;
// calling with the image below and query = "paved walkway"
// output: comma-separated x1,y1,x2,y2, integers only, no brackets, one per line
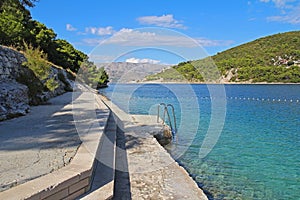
0,92,82,192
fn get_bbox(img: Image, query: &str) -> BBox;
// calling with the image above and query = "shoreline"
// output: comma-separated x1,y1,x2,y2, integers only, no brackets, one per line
108,81,300,85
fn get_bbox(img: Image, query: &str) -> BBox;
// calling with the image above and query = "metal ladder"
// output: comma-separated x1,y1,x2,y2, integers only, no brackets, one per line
157,103,177,137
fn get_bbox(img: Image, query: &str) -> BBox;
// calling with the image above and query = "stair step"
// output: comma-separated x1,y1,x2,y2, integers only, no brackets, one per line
78,114,116,200
80,182,113,200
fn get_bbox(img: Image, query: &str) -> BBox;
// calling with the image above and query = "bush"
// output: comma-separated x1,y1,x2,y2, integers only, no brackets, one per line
45,78,59,92
22,43,58,91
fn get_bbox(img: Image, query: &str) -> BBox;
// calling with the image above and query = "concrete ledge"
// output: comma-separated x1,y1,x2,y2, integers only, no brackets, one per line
0,93,111,200
100,95,208,200
80,182,113,200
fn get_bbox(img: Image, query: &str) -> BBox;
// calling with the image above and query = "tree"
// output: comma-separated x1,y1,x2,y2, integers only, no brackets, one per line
96,67,109,88
0,0,31,47
0,0,110,80
49,39,87,72
78,60,109,88
20,0,39,7
27,20,57,51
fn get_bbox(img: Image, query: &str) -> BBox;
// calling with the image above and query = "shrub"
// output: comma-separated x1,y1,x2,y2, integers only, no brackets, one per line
22,43,58,91
45,78,59,92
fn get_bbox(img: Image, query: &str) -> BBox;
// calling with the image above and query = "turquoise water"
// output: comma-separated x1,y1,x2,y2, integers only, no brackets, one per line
100,84,300,200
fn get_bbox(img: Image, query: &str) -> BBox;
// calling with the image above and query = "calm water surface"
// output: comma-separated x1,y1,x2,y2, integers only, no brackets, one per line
100,84,300,200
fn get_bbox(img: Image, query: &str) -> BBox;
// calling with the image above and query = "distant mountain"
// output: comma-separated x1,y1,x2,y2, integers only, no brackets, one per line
146,31,300,83
96,62,170,83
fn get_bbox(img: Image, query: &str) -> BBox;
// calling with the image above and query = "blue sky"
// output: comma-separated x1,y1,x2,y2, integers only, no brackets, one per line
30,0,300,64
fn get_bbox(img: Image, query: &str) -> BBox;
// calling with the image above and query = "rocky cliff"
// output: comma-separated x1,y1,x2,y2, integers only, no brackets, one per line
0,45,73,121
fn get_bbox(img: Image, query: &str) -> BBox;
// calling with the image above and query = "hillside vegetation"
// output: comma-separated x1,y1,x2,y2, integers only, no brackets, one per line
0,0,108,88
147,31,300,83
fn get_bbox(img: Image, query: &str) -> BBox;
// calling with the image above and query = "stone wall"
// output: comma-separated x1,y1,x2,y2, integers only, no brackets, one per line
0,46,26,80
0,45,73,121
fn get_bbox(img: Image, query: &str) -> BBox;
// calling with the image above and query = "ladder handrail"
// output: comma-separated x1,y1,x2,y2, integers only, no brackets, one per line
157,103,177,136
157,103,166,123
167,104,177,132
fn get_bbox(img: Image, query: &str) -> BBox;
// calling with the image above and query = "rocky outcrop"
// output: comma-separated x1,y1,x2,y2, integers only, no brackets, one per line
0,81,30,120
0,45,73,121
37,67,73,102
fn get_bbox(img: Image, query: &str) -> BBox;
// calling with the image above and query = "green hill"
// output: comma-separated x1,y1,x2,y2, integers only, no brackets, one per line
146,31,300,83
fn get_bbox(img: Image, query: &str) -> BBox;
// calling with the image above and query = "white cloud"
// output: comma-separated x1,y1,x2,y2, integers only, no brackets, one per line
89,54,116,62
100,28,232,47
259,0,300,24
259,0,296,8
137,14,186,29
66,24,77,31
125,57,160,64
82,38,102,46
267,5,300,24
85,26,115,36
196,38,234,47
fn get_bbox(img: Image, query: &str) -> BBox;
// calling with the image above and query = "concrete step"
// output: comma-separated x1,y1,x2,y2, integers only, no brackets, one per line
78,114,117,200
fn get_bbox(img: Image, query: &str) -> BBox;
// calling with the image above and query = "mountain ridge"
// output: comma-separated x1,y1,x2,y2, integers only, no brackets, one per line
97,62,170,83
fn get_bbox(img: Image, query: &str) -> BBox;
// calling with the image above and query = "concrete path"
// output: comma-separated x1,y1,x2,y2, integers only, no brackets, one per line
0,92,82,192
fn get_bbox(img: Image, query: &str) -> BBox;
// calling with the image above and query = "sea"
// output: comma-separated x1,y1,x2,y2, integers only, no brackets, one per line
99,83,300,200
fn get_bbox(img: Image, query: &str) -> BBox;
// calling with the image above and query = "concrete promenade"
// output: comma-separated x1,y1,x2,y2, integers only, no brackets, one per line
0,92,82,192
0,89,208,200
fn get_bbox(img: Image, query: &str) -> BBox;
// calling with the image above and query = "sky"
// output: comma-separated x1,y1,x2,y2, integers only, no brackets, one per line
30,0,300,64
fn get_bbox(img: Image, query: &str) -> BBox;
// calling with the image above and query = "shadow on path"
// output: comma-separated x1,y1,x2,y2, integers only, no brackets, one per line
0,92,82,151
